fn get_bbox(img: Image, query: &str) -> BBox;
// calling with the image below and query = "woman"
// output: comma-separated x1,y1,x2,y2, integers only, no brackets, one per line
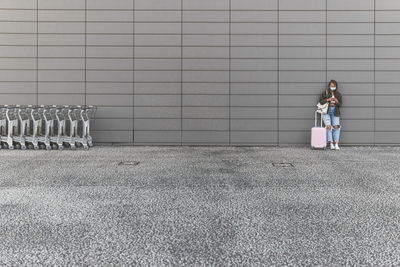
319,80,343,150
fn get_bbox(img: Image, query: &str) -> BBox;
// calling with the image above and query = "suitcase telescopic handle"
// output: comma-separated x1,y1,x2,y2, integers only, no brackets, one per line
315,111,323,127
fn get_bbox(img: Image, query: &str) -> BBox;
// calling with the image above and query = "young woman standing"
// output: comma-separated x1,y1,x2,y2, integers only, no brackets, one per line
319,80,343,150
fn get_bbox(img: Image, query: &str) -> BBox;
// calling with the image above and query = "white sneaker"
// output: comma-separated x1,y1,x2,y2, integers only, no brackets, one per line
330,143,335,150
335,143,340,150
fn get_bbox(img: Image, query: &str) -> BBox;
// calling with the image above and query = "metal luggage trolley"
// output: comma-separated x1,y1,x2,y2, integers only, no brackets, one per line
6,105,19,150
0,104,96,150
25,105,41,150
83,105,96,148
65,105,78,150
48,105,66,150
0,105,9,149
13,105,29,150
72,105,89,150
37,105,51,150
56,105,68,149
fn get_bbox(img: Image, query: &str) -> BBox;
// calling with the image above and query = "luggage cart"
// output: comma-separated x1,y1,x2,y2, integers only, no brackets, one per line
72,106,89,150
25,105,41,150
83,105,96,147
0,105,8,149
65,105,78,150
49,105,65,150
0,104,96,151
13,105,29,150
6,105,19,150
37,105,51,150
56,105,67,150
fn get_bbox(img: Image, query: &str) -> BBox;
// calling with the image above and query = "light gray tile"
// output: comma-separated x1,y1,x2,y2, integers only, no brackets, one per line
135,119,180,131
231,0,277,10
0,10,37,21
182,83,229,95
280,0,326,10
280,71,326,83
92,131,133,143
376,0,400,10
183,119,229,131
93,118,133,131
183,0,229,10
231,132,277,145
279,11,325,23
0,82,36,94
0,22,36,34
280,23,325,35
231,119,278,131
183,107,229,118
87,0,134,10
136,11,181,22
231,11,277,23
136,0,180,10
134,131,181,143
38,94,85,105
182,131,229,144
183,11,229,22
0,94,36,105
328,11,373,22
327,0,374,10
0,0,36,9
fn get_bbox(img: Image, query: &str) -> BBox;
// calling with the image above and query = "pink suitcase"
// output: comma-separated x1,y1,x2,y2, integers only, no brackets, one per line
311,111,327,150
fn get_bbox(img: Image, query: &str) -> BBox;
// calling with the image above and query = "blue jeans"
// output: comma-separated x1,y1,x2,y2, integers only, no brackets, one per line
323,107,341,143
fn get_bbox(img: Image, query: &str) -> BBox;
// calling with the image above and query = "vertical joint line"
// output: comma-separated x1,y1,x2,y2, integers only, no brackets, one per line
229,0,231,145
36,0,39,105
277,0,280,146
133,0,135,144
180,0,183,146
84,0,87,106
373,0,376,145
326,0,328,83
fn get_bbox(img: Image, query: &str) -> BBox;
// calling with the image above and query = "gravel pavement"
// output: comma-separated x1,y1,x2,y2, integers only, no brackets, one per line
0,146,399,266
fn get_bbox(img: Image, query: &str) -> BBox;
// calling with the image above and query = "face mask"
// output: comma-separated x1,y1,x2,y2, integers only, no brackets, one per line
330,87,336,91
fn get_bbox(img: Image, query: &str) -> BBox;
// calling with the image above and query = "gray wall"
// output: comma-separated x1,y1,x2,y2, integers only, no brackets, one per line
1,0,399,145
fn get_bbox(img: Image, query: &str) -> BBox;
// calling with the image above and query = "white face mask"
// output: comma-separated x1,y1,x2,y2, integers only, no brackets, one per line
330,87,336,91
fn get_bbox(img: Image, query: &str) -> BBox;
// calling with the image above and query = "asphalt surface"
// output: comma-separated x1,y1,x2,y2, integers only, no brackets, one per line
0,146,399,266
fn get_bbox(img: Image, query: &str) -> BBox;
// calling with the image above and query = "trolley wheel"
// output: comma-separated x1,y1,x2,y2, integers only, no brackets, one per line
70,145,76,150
52,143,58,150
9,145,14,150
58,145,64,151
83,145,89,151
15,144,21,150
21,145,26,150
34,145,39,150
27,144,34,150
46,145,51,150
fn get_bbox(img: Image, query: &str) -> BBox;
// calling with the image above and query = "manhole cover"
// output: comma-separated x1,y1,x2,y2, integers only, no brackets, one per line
272,163,294,167
118,161,140,166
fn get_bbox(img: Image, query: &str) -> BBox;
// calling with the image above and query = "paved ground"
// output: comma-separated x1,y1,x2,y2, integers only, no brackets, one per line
0,146,399,266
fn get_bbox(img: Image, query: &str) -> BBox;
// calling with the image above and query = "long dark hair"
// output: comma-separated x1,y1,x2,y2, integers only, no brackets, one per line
328,80,339,94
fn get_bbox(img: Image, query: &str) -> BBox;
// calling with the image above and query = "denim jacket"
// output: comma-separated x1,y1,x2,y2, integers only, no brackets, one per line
319,90,342,117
